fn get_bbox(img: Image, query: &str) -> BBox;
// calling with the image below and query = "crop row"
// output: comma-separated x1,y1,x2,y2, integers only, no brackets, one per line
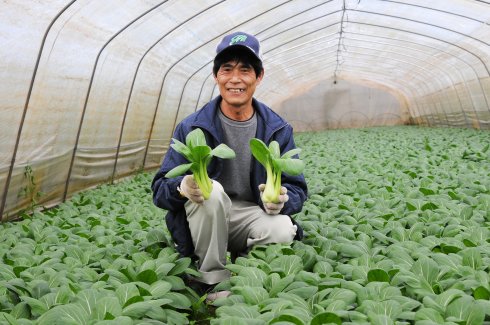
211,127,490,324
1,126,489,324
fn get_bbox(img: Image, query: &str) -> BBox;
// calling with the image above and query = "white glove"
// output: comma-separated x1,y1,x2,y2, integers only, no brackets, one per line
178,175,204,204
258,184,289,215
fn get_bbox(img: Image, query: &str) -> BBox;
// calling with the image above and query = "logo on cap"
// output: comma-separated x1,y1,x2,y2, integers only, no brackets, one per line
229,34,247,45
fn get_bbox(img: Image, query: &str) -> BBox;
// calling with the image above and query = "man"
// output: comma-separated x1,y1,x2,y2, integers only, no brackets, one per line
151,31,308,301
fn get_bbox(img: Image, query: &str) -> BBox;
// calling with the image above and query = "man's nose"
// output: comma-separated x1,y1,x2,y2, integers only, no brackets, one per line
230,69,241,81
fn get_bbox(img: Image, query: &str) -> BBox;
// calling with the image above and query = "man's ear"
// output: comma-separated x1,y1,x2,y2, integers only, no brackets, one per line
256,69,265,84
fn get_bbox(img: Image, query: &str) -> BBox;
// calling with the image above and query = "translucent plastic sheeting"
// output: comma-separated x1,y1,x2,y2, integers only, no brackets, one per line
1,0,489,219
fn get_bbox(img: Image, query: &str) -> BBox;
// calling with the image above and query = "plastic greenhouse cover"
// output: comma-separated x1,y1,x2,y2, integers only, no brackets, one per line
0,0,489,219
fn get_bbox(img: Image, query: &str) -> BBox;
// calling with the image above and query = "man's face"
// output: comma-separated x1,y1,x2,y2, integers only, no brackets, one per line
215,60,263,109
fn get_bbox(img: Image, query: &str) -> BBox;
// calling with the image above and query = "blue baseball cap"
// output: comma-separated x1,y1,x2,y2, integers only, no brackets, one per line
215,32,262,61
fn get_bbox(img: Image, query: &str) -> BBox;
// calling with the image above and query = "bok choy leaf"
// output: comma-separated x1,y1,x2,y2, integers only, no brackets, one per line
165,128,235,199
250,138,304,203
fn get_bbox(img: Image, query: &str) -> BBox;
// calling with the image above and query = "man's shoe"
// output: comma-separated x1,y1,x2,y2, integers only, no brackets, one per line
184,275,231,303
205,290,231,303
184,275,214,295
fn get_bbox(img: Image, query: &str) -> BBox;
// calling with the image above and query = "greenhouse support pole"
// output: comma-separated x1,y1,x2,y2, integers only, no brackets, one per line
0,1,76,220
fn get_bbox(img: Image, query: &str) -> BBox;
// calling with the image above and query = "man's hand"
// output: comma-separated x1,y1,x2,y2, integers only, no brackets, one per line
258,184,289,215
179,175,204,204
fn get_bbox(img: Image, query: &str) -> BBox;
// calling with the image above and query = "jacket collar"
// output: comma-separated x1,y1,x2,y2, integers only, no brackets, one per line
191,96,287,143
191,96,222,142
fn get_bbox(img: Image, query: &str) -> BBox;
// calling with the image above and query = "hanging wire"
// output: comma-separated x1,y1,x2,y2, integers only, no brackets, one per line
333,0,347,84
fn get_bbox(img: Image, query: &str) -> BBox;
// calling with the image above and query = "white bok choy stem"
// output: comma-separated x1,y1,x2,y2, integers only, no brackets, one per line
250,138,304,203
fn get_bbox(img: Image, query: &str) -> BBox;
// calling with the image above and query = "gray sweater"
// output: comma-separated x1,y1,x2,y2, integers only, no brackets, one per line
216,109,257,202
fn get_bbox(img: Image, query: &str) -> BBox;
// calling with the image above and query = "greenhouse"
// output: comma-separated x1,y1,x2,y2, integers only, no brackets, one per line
1,0,490,324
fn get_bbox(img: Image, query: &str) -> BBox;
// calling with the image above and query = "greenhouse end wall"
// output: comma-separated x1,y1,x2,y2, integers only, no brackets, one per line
274,78,410,131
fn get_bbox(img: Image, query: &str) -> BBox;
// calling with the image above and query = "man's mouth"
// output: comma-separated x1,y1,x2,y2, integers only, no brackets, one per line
228,88,245,93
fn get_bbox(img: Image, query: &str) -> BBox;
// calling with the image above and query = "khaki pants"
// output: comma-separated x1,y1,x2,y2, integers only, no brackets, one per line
185,181,297,284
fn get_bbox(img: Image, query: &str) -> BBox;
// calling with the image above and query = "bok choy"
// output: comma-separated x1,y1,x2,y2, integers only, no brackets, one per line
250,138,304,203
165,128,235,199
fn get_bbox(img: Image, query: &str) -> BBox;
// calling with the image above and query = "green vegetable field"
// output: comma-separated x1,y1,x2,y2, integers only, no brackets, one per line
1,126,489,325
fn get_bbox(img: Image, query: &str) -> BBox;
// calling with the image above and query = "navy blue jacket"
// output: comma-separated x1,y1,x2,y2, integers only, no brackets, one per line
151,96,308,257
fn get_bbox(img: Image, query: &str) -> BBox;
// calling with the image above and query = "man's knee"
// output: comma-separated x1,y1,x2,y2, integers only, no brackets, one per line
186,181,230,221
270,221,297,243
259,215,297,244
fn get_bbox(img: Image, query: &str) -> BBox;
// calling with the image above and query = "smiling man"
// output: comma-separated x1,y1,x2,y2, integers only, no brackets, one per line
151,32,308,302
